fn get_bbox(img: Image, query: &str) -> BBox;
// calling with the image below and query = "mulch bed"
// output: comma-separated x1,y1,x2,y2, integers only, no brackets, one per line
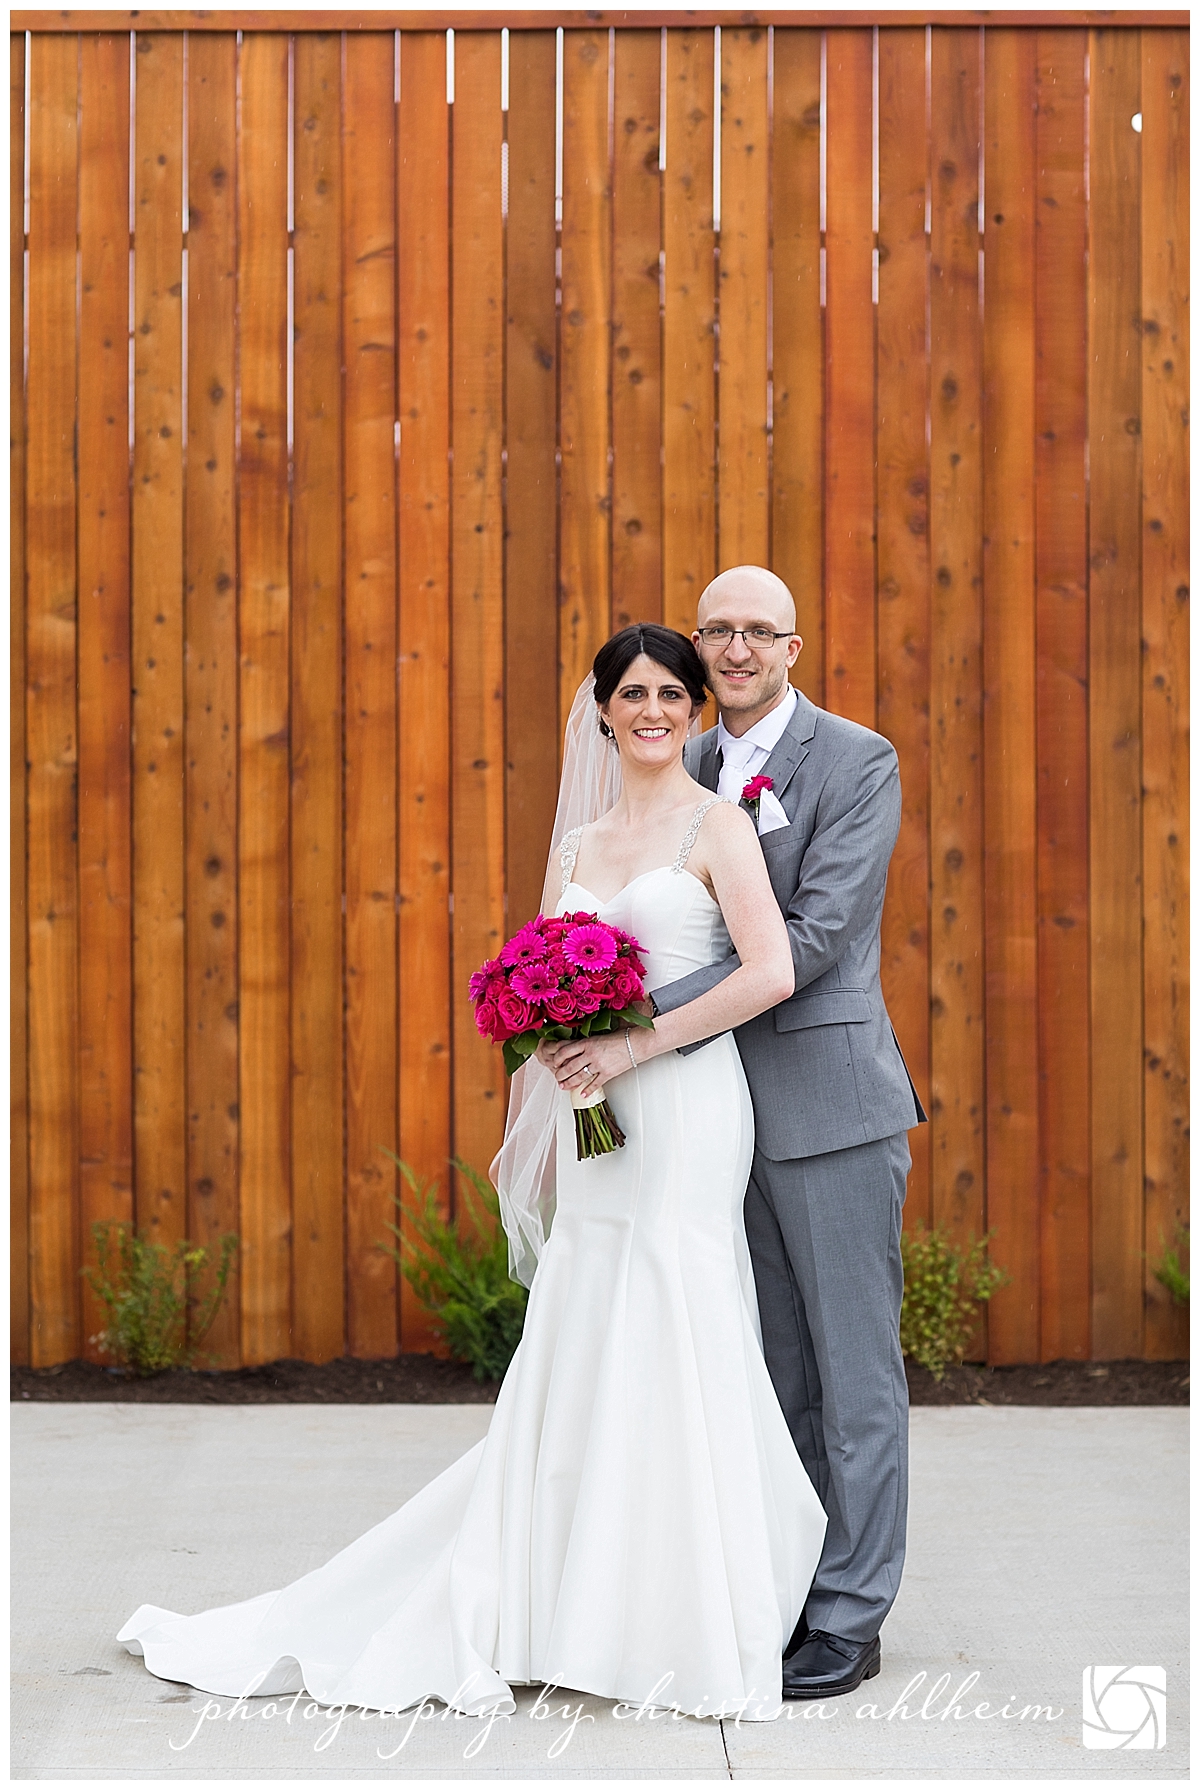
11,1353,1189,1406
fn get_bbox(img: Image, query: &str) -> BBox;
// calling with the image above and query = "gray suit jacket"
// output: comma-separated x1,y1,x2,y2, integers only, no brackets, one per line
650,689,927,1161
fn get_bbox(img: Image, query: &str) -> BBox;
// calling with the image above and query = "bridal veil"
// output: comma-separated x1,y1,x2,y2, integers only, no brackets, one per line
489,670,700,1285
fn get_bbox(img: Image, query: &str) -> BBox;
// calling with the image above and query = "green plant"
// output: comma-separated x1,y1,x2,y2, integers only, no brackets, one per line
380,1151,528,1382
900,1224,1010,1381
82,1221,239,1377
1152,1221,1190,1305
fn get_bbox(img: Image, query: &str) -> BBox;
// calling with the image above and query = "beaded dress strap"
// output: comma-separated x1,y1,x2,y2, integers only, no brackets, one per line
558,825,585,899
671,797,727,874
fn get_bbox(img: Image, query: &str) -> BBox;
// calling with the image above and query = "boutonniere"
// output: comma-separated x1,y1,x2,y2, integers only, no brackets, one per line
741,774,774,818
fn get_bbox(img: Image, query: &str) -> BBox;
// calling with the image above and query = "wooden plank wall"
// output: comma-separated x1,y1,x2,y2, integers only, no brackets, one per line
12,22,1189,1367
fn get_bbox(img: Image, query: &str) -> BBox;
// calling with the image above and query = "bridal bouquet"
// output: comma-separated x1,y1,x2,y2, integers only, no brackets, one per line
470,913,654,1160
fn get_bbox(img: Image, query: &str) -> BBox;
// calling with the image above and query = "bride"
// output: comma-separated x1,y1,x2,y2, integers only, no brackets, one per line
116,623,828,1722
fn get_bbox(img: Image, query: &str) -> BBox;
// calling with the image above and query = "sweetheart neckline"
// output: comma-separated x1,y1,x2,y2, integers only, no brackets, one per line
562,865,720,910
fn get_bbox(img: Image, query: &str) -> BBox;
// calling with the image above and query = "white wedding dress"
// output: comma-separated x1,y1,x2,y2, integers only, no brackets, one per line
116,799,828,1720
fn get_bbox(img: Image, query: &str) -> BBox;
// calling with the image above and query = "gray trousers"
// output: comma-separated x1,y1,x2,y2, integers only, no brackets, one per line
744,1130,911,1644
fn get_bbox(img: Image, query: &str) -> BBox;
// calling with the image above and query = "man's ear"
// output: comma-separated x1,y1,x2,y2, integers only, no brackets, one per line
786,635,803,668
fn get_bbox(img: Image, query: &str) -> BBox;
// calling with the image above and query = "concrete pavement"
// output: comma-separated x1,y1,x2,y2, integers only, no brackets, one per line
11,1402,1188,1779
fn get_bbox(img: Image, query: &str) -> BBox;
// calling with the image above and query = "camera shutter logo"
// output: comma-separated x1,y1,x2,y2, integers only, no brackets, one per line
1082,1667,1166,1749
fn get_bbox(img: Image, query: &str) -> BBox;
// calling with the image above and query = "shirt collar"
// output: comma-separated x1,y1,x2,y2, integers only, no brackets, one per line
716,683,798,758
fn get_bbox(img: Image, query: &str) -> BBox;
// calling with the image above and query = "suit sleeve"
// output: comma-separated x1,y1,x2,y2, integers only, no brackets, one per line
649,734,901,1054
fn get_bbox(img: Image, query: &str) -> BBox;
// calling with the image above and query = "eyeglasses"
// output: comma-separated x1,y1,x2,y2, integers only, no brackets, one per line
697,626,792,648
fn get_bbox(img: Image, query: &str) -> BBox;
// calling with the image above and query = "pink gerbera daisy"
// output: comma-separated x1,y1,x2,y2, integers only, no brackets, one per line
510,960,560,1004
500,923,548,968
562,923,618,973
469,957,502,1002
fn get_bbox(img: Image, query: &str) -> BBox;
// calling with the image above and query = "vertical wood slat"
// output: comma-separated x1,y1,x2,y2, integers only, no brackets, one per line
504,30,559,921
928,28,985,1269
291,30,344,1362
823,29,875,726
237,31,291,1363
450,33,507,1195
1140,28,1189,1360
1087,28,1144,1359
186,31,241,1366
131,31,186,1253
981,29,1040,1362
26,32,80,1365
342,32,399,1356
397,29,452,1346
559,29,612,716
611,28,663,630
717,25,768,570
770,28,823,703
12,22,1192,1370
876,26,932,1230
662,28,715,638
1035,30,1090,1360
78,32,133,1357
10,32,30,1364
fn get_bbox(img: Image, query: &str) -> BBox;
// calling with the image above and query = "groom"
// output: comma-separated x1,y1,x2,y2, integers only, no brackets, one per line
648,564,927,1699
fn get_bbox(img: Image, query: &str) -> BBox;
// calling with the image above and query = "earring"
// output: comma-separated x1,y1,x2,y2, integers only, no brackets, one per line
597,717,613,739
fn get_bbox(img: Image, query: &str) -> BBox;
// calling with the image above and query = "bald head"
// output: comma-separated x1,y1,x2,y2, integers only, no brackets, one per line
697,565,796,634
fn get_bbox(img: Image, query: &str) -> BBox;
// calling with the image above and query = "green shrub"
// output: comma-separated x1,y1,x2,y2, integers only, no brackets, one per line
1152,1222,1190,1305
82,1220,239,1377
900,1224,1010,1381
380,1152,528,1382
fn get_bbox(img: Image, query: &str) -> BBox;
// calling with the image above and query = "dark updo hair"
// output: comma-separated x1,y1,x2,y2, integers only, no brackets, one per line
592,623,709,737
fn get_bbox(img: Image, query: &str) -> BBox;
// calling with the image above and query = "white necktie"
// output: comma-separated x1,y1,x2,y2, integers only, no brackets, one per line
716,735,758,804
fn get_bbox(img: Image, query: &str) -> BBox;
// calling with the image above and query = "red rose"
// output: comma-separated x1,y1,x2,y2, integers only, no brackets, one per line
474,997,500,1040
543,990,581,1025
496,989,539,1034
611,966,639,1004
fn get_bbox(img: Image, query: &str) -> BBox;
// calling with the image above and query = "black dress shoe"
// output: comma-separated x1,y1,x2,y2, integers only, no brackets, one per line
783,1609,810,1659
781,1629,881,1699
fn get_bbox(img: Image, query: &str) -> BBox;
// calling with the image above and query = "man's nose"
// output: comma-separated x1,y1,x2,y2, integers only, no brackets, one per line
724,631,753,662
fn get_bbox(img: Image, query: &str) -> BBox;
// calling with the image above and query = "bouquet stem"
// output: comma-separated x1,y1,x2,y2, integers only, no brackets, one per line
570,1083,627,1159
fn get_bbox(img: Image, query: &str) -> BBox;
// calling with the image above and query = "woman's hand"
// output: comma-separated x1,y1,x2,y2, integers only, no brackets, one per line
535,1029,640,1093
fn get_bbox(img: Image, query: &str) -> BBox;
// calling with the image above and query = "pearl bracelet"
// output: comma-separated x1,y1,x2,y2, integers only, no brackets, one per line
625,1031,638,1072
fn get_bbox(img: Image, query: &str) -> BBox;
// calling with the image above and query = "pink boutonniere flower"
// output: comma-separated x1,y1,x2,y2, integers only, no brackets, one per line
741,773,774,818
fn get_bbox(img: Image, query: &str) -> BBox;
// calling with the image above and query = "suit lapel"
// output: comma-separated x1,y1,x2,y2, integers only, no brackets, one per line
691,727,721,793
754,689,818,807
